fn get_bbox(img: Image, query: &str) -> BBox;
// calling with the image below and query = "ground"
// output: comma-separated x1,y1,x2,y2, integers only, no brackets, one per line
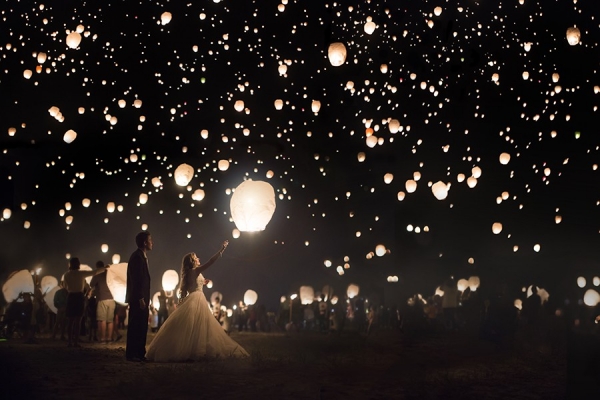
0,327,598,399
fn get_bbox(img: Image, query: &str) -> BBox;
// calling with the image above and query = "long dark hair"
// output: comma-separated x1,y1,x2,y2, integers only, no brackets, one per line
178,253,195,300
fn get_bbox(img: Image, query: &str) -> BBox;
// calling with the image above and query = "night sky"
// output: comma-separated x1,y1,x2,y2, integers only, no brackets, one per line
1,0,599,310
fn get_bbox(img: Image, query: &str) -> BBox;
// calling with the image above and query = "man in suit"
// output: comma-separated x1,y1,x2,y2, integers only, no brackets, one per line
125,231,153,361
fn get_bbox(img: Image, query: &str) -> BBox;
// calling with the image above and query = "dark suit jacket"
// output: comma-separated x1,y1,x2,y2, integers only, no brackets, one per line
125,248,151,305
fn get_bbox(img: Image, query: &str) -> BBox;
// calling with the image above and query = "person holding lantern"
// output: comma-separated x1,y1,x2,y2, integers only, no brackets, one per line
146,240,249,361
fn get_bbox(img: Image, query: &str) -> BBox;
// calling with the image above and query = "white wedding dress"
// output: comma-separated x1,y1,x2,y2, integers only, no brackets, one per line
146,274,249,361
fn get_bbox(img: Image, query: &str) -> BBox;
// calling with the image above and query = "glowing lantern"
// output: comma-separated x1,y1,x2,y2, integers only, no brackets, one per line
434,6,442,16
431,181,449,200
230,179,276,232
552,73,560,83
364,20,376,35
533,244,541,252
65,215,73,225
467,177,478,188
468,276,480,292
380,64,388,73
82,198,91,208
192,189,205,201
3,270,35,302
375,244,386,257
457,173,465,183
101,244,109,253
311,100,321,113
522,71,529,80
37,52,47,64
472,166,482,178
112,254,121,264
457,279,469,292
134,99,142,108
244,289,258,305
162,270,179,291
594,277,600,286
106,263,128,304
234,100,244,112
366,135,378,148
492,223,503,234
383,173,394,184
266,170,274,179
232,228,240,239
397,191,405,201
106,202,116,213
274,99,283,110
278,64,287,75
218,159,230,171
514,299,523,310
331,296,339,305
347,284,359,299
357,152,366,162
499,153,511,165
492,73,499,82
388,119,400,133
405,179,417,193
40,276,58,295
577,276,586,288
23,69,32,79
299,286,314,305
174,163,194,186
152,177,162,187
63,129,77,143
584,289,600,306
66,31,82,49
138,193,148,205
555,215,562,224
566,27,581,46
328,42,347,67
161,12,172,25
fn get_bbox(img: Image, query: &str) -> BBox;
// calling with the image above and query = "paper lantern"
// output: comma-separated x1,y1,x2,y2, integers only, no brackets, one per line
331,296,339,305
82,198,91,208
468,276,480,292
101,244,109,253
210,291,223,306
106,202,116,213
434,6,443,16
106,263,128,304
499,153,511,165
152,291,161,311
380,64,388,73
347,284,359,299
138,193,148,205
472,166,482,178
218,159,230,171
23,69,32,79
555,215,562,224
112,254,121,264
234,100,244,112
593,276,600,286
160,12,172,25
405,179,417,193
278,64,287,75
299,286,314,305
274,99,283,110
388,119,400,133
366,135,378,148
364,21,376,35
3,208,12,219
322,285,334,302
514,299,523,311
566,27,581,46
431,181,449,200
492,73,499,82
457,279,469,292
375,244,386,257
435,287,445,297
583,289,600,307
192,189,205,201
232,228,240,239
162,269,179,291
37,52,47,64
577,276,586,288
44,286,60,314
397,191,405,201
63,129,77,143
230,179,276,232
328,42,347,67
492,222,503,234
40,275,58,294
357,152,366,162
552,73,560,83
467,177,478,188
66,31,82,49
152,177,162,187
244,289,258,305
383,173,394,184
134,99,143,108
522,71,529,80
174,163,194,186
311,100,321,113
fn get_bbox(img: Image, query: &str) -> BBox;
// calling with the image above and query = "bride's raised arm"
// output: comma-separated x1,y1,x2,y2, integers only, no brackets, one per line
193,240,228,276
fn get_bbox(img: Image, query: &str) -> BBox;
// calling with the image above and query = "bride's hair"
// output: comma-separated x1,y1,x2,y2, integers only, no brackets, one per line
178,253,195,299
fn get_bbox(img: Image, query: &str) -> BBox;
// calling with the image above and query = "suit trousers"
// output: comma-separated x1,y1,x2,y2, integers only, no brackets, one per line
126,306,149,359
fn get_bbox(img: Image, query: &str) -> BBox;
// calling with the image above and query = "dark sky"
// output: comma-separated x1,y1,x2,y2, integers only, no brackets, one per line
1,0,599,310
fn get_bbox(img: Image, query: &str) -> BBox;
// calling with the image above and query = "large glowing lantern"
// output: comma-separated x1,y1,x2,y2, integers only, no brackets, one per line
41,275,58,294
139,193,148,205
492,222,503,234
274,99,283,110
514,299,523,311
106,202,116,213
583,289,600,307
566,27,581,46
577,276,586,288
467,177,478,188
3,208,11,219
405,179,417,193
432,181,449,200
192,189,205,201
388,119,400,133
299,286,315,305
244,289,258,306
311,100,321,113
44,286,60,313
328,42,347,67
106,263,128,304
66,31,82,49
457,279,469,292
234,100,244,112
112,254,121,264
468,276,480,292
218,159,230,171
384,173,394,184
347,284,359,299
230,180,276,232
174,163,194,186
23,69,32,79
364,20,376,35
63,129,77,143
162,269,179,291
82,198,91,208
499,153,511,165
160,12,172,25
375,244,386,257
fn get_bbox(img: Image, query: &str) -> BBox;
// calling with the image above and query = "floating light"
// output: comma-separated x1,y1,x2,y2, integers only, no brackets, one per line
174,163,194,186
492,222,503,234
66,31,82,49
230,180,276,232
566,26,581,46
328,42,347,67
244,289,258,305
162,270,179,291
347,284,359,299
299,286,314,305
405,179,417,193
499,153,511,165
431,181,449,200
63,129,77,143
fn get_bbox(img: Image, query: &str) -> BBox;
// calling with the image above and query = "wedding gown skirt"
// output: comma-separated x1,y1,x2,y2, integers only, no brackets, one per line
146,286,248,361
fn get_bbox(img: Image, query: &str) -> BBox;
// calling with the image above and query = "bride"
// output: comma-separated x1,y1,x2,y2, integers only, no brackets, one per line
146,240,249,361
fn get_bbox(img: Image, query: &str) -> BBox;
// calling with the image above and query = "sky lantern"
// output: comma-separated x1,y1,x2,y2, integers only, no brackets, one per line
106,263,128,304
299,286,314,305
66,31,82,49
328,42,347,67
405,179,417,193
2,270,35,302
492,73,499,82
232,228,240,239
555,215,562,224
577,276,586,288
431,181,449,200
40,275,58,295
552,73,560,83
311,100,321,113
243,289,258,305
82,198,91,208
106,202,116,213
162,269,179,291
375,244,386,257
397,191,405,201
152,292,161,310
457,173,465,183
174,163,194,186
499,153,511,165
192,189,205,201
8,127,16,136
366,135,377,148
467,177,478,188
380,64,388,73
584,289,600,307
388,119,400,133
357,152,366,162
347,284,359,299
234,100,244,112
434,6,443,16
266,170,274,179
457,279,469,292
533,244,541,252
472,166,482,178
218,159,230,171
101,244,109,253
364,18,376,35
274,99,283,110
112,254,120,264
37,52,47,64
139,193,148,204
383,173,394,184
63,129,77,143
593,277,600,287
151,177,162,187
278,64,287,75
468,276,480,292
514,299,523,310
492,222,503,234
566,26,581,45
133,99,142,108
230,179,276,232
23,69,32,79
160,12,172,25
